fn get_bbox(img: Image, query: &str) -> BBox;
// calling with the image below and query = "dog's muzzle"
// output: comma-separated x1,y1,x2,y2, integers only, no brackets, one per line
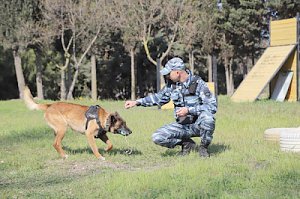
115,127,132,136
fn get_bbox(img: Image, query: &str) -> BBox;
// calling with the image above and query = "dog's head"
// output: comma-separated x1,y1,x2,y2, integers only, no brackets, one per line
107,112,132,136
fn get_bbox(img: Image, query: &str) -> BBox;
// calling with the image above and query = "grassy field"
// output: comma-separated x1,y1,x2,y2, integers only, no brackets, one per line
0,96,300,198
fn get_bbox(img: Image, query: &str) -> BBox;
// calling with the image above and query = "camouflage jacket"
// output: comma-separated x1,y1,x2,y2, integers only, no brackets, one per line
136,72,217,118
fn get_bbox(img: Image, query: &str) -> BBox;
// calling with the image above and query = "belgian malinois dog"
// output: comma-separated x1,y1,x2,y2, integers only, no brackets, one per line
23,87,132,160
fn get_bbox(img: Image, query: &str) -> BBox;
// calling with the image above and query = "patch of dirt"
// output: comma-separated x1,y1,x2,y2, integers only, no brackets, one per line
249,160,270,170
45,156,177,178
46,159,139,176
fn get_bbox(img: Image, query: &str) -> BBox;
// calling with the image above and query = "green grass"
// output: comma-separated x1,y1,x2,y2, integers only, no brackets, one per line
0,97,300,198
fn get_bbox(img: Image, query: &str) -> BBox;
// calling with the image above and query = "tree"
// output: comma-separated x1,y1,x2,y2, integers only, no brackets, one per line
141,0,185,82
29,1,55,100
176,0,218,77
216,0,266,95
265,0,300,19
176,0,201,73
42,0,104,100
112,0,142,100
0,0,40,99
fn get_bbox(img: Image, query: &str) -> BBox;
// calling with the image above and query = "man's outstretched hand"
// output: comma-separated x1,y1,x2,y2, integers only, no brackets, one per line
124,100,138,109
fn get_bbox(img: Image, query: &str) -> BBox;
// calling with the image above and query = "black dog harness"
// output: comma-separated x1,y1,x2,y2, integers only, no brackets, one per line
85,105,107,137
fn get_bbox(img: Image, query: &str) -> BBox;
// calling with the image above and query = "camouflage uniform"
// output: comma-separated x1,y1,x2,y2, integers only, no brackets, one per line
136,70,217,149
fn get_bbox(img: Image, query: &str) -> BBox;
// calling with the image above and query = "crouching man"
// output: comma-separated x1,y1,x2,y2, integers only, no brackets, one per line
125,57,217,157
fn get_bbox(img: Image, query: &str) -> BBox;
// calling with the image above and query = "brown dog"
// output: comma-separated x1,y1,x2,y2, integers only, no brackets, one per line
23,87,132,160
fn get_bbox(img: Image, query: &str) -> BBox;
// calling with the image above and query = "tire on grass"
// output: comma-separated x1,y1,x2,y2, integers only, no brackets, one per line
280,130,300,153
264,128,299,142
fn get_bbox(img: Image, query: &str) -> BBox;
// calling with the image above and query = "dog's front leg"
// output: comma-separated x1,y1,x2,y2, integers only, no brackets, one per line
85,131,105,160
98,134,113,152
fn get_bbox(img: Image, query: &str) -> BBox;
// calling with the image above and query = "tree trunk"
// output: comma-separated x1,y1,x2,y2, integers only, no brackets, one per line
35,48,44,99
189,51,195,74
13,49,26,99
67,66,78,100
156,58,161,92
159,59,165,89
252,50,255,66
66,28,100,100
224,57,231,96
130,48,136,100
142,23,177,90
212,53,218,95
66,64,72,94
242,57,248,79
207,54,213,82
242,63,247,79
189,52,192,72
60,69,67,100
91,54,97,101
58,54,70,100
228,58,234,95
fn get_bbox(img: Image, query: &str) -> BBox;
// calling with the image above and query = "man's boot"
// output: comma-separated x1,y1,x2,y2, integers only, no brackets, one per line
178,138,196,156
199,143,209,158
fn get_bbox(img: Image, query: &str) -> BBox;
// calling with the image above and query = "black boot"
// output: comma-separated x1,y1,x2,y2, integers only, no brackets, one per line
199,143,209,158
178,138,196,156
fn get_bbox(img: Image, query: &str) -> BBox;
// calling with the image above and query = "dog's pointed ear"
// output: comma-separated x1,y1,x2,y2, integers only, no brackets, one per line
105,113,117,131
110,113,117,124
114,111,119,117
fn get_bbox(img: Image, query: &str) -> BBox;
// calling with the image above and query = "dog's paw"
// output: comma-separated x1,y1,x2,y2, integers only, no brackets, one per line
63,155,69,160
99,156,106,161
105,146,113,152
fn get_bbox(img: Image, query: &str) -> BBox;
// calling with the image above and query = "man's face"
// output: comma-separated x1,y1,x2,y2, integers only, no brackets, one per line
169,70,180,82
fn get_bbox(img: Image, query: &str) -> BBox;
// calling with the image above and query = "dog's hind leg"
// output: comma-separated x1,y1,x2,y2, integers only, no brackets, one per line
44,109,68,159
98,134,113,152
53,129,68,159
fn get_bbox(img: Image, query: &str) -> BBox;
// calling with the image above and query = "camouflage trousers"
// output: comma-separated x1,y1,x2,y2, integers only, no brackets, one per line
152,111,215,148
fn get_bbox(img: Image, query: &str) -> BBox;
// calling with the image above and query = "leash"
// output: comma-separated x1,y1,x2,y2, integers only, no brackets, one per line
124,136,133,155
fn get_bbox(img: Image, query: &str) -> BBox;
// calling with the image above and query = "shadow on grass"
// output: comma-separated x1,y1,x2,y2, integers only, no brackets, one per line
63,146,92,154
107,147,143,156
161,149,179,157
0,128,52,145
160,143,230,157
209,143,230,155
63,146,143,156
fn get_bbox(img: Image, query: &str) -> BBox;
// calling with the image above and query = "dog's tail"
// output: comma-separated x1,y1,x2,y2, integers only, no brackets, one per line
23,86,49,111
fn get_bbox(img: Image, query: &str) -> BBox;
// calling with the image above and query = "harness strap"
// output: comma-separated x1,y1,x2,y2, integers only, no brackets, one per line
187,75,200,96
85,105,107,136
174,75,200,124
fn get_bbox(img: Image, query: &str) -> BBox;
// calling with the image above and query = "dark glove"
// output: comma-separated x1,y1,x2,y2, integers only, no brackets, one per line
176,115,197,125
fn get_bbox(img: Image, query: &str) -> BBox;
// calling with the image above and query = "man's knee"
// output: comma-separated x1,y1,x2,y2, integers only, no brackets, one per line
152,132,163,145
201,118,215,131
196,112,215,131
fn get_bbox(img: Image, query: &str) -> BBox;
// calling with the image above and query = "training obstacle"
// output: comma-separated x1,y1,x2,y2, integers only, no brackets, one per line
231,16,300,102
